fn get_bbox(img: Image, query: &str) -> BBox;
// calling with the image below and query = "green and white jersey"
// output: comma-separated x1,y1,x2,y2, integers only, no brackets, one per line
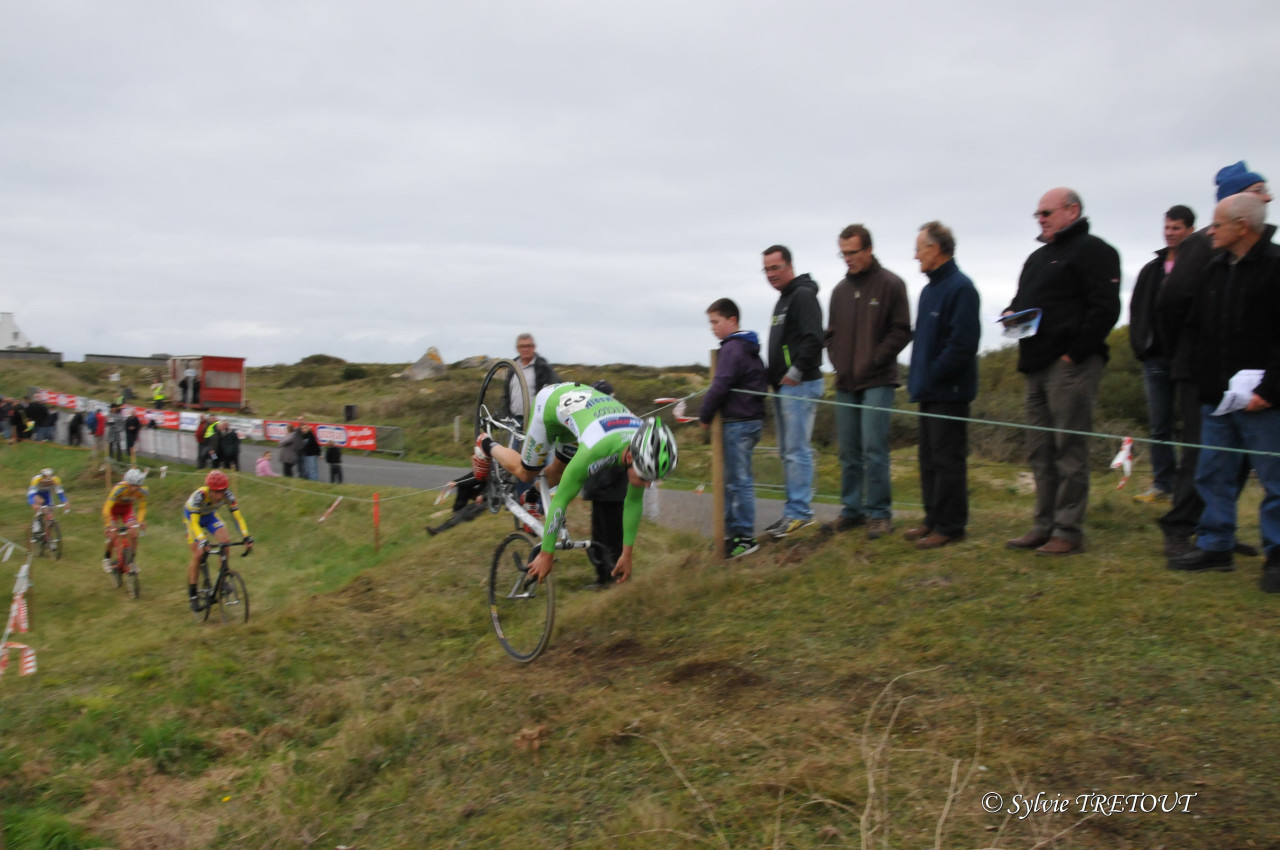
522,383,646,553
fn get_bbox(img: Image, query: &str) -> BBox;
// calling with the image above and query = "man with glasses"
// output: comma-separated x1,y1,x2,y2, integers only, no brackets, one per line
824,224,912,540
507,333,559,418
1167,192,1280,592
1156,162,1272,560
761,245,825,539
1003,188,1121,556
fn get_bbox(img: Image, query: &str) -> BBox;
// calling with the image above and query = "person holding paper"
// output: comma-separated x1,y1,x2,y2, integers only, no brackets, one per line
1002,188,1121,556
1168,192,1280,591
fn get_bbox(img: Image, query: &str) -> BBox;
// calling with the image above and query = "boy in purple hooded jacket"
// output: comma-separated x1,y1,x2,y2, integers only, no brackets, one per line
700,298,769,558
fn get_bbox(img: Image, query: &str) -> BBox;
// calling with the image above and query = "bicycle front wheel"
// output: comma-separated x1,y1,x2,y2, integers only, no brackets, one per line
475,358,530,447
488,531,554,663
48,520,62,561
217,570,249,624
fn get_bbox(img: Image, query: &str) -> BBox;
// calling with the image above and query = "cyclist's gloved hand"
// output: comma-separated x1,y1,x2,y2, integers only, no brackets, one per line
243,536,254,553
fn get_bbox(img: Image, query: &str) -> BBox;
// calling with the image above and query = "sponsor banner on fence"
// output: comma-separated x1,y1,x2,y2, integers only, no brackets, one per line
35,388,378,450
264,420,377,450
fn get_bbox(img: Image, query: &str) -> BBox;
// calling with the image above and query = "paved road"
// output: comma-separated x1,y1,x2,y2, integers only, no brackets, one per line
163,443,843,539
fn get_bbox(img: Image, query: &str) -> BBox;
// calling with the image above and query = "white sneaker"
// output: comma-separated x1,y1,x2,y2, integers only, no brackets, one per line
102,558,114,573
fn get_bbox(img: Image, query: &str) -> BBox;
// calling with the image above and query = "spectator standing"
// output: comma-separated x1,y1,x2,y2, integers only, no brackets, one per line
324,439,343,484
1129,205,1197,503
824,224,913,539
698,300,768,558
255,451,278,477
195,416,213,469
1156,162,1272,557
906,222,981,549
12,401,28,442
25,397,50,442
67,409,85,447
300,424,322,481
508,333,559,419
1168,192,1280,590
761,244,825,539
0,397,12,442
278,425,301,478
124,409,142,462
217,422,241,471
151,380,167,409
1003,188,1121,556
106,405,127,463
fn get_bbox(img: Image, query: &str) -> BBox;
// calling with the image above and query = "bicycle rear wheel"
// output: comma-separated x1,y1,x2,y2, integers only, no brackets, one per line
488,531,554,662
48,520,62,560
193,561,213,623
217,570,249,624
475,358,531,444
123,547,140,599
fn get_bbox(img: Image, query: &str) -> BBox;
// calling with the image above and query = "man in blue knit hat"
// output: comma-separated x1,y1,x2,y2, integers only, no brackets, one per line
1156,162,1272,561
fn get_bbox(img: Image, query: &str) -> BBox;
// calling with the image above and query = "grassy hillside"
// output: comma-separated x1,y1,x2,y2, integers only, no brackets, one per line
2,433,1279,848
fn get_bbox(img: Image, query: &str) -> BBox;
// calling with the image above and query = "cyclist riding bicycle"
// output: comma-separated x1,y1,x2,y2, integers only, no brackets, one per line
27,468,69,538
183,470,253,611
477,382,678,585
102,468,149,573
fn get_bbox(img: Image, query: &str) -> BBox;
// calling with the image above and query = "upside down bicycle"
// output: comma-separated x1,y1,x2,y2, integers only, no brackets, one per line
474,359,608,662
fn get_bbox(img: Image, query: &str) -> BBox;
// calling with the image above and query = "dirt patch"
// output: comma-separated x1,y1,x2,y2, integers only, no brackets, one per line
666,658,765,692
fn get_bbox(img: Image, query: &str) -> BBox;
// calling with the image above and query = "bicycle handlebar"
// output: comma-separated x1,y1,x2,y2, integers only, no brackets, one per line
203,540,253,558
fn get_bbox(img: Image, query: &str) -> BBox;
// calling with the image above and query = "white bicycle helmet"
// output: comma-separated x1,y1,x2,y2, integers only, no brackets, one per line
629,417,678,481
39,468,54,479
124,468,147,485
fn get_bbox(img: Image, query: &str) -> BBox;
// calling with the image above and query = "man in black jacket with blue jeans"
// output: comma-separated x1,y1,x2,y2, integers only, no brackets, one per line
1003,188,1121,556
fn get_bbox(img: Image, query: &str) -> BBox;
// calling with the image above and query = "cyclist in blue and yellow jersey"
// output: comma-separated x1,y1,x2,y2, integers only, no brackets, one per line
476,383,678,586
28,467,69,539
102,468,148,573
183,470,252,611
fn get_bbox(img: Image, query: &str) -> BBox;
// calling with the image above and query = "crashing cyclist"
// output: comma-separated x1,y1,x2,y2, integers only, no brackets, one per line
27,467,69,540
183,470,253,611
102,467,149,574
476,382,678,586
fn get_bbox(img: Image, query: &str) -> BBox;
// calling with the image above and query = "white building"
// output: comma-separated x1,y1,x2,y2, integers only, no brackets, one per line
0,313,31,349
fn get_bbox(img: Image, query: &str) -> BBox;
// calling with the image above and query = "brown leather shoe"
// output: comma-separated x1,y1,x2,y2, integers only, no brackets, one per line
902,525,932,542
1006,530,1051,550
1035,537,1084,556
916,531,963,550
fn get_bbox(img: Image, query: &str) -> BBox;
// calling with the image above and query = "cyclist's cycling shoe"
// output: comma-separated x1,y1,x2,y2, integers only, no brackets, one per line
189,595,203,613
472,434,492,481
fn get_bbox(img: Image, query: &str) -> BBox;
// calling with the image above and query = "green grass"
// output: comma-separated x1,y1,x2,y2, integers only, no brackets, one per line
2,433,1278,848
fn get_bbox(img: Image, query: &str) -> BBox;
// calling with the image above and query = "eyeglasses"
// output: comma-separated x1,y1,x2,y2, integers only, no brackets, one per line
1033,206,1068,219
838,247,868,258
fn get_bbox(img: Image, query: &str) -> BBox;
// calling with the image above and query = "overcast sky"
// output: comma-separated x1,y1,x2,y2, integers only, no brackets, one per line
4,1,1279,369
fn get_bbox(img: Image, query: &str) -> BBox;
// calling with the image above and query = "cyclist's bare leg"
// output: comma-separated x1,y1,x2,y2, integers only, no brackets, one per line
489,444,540,484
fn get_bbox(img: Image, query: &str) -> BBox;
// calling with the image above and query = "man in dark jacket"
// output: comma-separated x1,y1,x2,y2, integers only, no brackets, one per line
825,224,912,540
1128,204,1196,502
700,299,768,557
761,245,824,539
906,221,980,550
1003,188,1121,556
1156,161,1272,556
1167,192,1280,590
217,421,241,471
507,333,560,419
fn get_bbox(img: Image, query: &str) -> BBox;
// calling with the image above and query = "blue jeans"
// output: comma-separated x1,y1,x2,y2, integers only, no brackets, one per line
302,455,319,480
773,379,824,521
1194,405,1280,557
1141,357,1176,493
835,386,895,520
722,419,762,538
